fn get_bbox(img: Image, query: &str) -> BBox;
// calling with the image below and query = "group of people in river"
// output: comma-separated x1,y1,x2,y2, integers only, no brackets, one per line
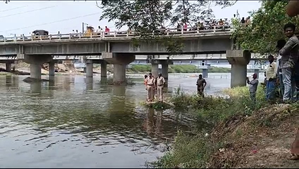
246,22,299,160
144,73,166,102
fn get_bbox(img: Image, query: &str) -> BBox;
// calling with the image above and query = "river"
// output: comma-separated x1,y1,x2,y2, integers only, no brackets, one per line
0,73,264,168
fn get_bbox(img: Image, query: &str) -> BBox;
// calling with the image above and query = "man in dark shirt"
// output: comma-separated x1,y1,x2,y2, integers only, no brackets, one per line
196,74,207,97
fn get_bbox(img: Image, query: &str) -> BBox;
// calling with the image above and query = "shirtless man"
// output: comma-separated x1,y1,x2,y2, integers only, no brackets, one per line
196,74,207,97
156,73,165,101
146,73,155,102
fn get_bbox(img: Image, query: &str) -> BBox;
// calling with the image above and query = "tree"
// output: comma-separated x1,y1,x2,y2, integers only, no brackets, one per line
232,0,299,55
98,0,237,53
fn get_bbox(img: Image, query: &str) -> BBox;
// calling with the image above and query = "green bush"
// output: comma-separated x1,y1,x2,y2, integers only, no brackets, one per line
154,86,268,168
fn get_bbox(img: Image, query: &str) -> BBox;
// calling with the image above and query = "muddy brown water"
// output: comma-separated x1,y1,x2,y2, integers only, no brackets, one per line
0,73,264,167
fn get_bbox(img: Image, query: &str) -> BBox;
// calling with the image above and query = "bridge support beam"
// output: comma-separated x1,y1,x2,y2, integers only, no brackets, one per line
49,61,55,77
202,69,208,78
5,63,11,72
101,61,107,78
86,60,93,78
102,52,135,85
24,55,53,80
227,50,251,88
254,69,259,79
151,63,159,77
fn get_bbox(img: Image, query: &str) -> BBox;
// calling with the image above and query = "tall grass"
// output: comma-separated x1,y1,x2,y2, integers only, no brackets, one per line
153,86,268,168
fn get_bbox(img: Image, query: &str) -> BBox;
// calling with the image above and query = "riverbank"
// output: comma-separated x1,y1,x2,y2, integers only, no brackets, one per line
128,65,231,73
152,87,299,168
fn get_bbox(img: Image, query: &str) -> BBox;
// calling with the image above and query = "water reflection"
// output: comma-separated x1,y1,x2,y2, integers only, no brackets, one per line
85,77,93,90
0,74,200,168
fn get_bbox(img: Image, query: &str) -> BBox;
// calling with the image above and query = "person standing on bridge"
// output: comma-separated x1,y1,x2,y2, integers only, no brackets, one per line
196,74,207,97
246,73,258,103
156,73,165,102
146,73,155,102
279,23,299,103
265,55,277,101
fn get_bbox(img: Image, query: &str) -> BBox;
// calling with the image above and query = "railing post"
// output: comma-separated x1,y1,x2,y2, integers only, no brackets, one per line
22,34,25,41
197,27,199,34
213,26,216,33
40,35,42,40
79,33,81,39
181,25,183,34
59,34,61,40
103,32,105,38
14,34,17,42
69,34,72,39
114,31,116,37
166,30,169,36
49,35,52,40
126,31,129,37
90,33,92,38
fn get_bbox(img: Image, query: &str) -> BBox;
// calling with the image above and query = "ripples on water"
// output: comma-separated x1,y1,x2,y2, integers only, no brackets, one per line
0,73,264,167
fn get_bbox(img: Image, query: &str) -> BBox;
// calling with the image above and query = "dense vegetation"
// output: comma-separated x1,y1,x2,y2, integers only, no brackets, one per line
232,0,299,54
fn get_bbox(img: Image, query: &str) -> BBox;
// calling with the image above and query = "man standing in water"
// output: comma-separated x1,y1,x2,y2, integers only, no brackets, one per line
146,73,155,102
196,74,207,97
144,75,148,90
246,73,259,102
156,73,165,101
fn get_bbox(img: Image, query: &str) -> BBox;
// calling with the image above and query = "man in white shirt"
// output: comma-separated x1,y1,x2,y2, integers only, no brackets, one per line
265,55,277,100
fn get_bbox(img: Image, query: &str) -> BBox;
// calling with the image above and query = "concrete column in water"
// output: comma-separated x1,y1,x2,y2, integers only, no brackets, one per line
113,64,126,83
151,63,159,77
24,55,53,80
101,61,107,78
86,60,93,78
49,61,55,76
202,69,208,78
102,52,135,85
5,63,11,72
254,69,259,79
30,63,42,80
226,50,251,88
162,63,168,80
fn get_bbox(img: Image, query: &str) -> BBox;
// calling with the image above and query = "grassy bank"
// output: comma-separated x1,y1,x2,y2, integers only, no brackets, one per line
152,86,299,168
127,65,230,73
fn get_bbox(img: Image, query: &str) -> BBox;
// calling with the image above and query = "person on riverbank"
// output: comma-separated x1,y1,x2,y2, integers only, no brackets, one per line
196,74,207,97
265,55,277,101
246,73,258,102
144,75,148,90
156,73,165,101
146,73,155,102
279,23,299,103
276,39,286,99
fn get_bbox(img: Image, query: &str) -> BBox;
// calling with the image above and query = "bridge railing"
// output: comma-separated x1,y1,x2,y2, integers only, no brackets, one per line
0,26,231,43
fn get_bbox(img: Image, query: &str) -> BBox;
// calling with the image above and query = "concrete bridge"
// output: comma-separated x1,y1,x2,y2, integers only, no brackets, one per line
0,28,259,87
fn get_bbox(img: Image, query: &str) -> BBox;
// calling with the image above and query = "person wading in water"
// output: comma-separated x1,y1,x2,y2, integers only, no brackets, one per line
156,73,165,101
196,74,207,97
146,73,155,102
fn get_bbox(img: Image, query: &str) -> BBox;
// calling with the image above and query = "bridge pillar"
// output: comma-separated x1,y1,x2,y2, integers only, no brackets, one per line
162,63,168,80
101,61,107,78
86,60,93,78
49,61,55,77
254,69,259,79
5,63,11,72
227,50,251,88
102,52,135,84
202,69,208,78
24,55,53,80
151,63,159,77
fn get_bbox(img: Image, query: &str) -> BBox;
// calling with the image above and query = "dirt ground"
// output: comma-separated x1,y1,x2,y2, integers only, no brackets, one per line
208,104,299,168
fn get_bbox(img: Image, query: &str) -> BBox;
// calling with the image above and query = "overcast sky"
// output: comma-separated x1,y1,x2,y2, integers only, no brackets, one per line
0,1,261,37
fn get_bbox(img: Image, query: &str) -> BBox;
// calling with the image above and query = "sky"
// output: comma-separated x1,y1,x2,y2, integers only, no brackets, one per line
0,1,261,37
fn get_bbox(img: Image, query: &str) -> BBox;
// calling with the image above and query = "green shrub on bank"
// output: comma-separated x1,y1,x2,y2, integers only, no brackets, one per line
154,86,267,168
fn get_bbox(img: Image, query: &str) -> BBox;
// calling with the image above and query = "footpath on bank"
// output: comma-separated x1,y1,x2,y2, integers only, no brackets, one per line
142,86,299,168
